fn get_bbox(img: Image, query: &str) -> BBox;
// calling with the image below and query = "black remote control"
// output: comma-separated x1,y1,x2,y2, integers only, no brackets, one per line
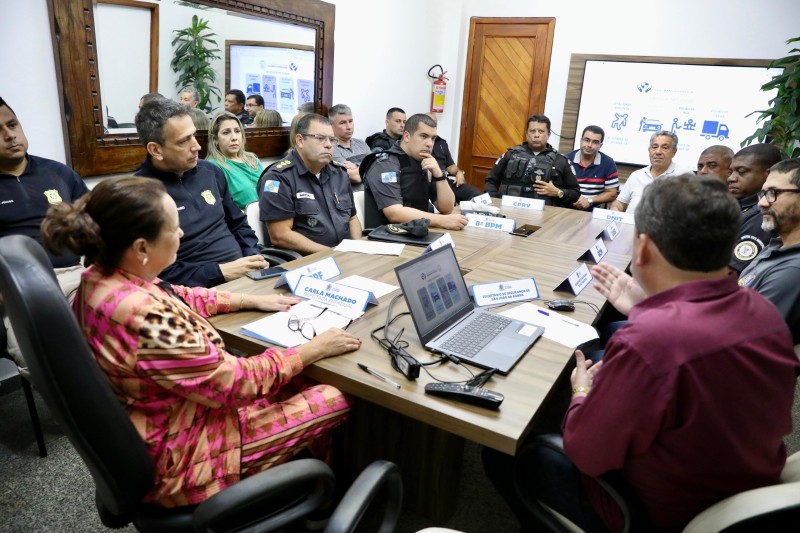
424,382,504,409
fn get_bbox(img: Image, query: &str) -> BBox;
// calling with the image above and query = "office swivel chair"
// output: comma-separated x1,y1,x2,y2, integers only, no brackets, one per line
0,235,402,532
515,434,800,533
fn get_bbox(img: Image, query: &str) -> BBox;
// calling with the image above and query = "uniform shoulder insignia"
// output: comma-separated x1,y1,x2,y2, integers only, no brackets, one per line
274,159,293,171
376,152,389,161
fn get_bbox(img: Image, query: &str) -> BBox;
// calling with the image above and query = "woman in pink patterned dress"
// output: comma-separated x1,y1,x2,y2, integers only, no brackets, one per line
41,176,360,507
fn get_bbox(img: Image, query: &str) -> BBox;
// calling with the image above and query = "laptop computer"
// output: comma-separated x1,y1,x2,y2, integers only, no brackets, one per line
394,244,543,374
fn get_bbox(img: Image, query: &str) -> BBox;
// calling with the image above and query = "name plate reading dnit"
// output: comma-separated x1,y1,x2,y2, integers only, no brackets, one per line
554,262,593,296
471,278,540,307
578,238,609,264
292,276,369,319
425,232,456,253
596,221,620,241
275,256,340,290
500,195,545,211
466,213,516,232
472,192,493,205
592,207,635,225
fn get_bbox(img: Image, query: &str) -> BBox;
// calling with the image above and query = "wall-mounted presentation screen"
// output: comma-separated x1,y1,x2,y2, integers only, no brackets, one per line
228,43,315,125
574,61,779,167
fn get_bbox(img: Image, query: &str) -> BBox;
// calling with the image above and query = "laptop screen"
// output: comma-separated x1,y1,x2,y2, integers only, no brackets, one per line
394,244,474,342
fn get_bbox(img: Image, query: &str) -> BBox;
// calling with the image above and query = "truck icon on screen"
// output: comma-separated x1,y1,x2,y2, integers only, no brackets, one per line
701,121,729,140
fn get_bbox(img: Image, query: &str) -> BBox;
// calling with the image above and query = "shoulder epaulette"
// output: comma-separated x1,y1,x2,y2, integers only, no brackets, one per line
273,159,293,171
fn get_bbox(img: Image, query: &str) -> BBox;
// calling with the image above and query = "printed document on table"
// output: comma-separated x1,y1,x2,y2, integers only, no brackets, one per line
337,275,399,299
499,303,599,348
334,239,404,255
241,300,351,348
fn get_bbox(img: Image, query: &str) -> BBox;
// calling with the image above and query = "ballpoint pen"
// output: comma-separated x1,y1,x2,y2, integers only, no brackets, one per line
357,363,401,389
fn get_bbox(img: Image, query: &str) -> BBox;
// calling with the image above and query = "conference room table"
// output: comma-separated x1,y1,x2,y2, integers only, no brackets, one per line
210,202,634,519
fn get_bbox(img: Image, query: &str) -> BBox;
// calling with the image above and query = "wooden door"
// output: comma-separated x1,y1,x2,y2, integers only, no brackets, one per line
458,18,556,190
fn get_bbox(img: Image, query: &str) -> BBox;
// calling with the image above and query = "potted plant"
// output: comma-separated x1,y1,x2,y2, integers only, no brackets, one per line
743,36,800,159
171,14,222,113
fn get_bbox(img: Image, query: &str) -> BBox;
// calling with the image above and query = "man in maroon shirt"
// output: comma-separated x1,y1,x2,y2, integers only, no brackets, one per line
491,174,799,532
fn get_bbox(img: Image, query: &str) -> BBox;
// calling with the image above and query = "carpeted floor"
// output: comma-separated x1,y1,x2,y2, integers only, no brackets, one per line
1,374,799,533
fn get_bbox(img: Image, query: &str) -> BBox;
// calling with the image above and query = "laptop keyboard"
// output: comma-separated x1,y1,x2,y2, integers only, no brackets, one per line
439,313,513,358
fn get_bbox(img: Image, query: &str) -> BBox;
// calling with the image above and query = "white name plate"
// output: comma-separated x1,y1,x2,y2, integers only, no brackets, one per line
292,276,369,319
501,195,545,211
592,207,635,225
578,238,608,264
554,262,593,296
275,256,340,290
466,213,516,232
471,278,540,307
425,232,456,253
596,221,620,241
472,192,493,205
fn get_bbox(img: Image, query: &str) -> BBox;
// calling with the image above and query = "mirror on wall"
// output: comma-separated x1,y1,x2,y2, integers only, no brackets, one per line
51,0,334,177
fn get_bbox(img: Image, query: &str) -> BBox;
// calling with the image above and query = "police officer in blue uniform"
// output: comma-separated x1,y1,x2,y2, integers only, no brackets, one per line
485,114,580,207
259,114,361,255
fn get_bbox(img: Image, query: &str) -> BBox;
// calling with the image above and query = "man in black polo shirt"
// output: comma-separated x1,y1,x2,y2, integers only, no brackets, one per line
134,97,266,287
362,113,468,230
0,96,89,376
224,89,252,126
259,113,362,254
366,107,406,152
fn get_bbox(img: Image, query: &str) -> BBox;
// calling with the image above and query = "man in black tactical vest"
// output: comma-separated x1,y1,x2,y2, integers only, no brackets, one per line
485,114,580,207
360,113,469,230
365,107,406,152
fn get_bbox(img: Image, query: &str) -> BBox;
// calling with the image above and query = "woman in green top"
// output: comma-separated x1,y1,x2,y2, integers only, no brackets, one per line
206,112,263,209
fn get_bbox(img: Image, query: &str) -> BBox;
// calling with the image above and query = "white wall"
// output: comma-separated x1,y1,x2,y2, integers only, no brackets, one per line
3,0,800,170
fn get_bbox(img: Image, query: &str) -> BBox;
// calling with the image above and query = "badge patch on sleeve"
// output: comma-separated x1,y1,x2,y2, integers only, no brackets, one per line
297,192,316,200
738,273,756,287
263,180,280,193
43,189,63,204
381,172,398,183
733,240,759,262
201,190,216,205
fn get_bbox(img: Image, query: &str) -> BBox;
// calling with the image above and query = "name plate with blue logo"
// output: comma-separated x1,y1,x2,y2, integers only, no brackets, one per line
500,195,545,211
275,256,341,290
577,238,608,264
554,262,593,296
471,278,539,307
471,192,493,205
425,232,456,253
466,213,516,232
592,207,635,225
596,221,620,241
292,276,370,319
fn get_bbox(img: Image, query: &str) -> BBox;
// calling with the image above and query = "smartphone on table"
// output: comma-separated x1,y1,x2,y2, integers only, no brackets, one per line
245,265,288,280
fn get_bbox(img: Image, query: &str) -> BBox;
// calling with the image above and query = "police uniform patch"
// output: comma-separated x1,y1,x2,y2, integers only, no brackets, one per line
297,192,315,200
381,172,397,183
307,217,318,227
201,190,216,205
263,180,280,193
275,159,292,169
738,272,756,287
734,240,759,262
43,189,62,204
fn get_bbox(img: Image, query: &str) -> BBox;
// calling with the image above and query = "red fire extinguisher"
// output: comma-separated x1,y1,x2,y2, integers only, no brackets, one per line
428,64,448,113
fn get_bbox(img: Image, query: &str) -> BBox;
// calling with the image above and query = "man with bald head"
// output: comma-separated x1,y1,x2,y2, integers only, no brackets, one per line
696,145,733,181
728,143,782,273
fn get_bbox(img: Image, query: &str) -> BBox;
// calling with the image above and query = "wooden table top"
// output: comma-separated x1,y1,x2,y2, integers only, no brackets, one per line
210,204,634,455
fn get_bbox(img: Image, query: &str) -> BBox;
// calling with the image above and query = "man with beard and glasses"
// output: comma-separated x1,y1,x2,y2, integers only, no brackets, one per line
738,157,800,343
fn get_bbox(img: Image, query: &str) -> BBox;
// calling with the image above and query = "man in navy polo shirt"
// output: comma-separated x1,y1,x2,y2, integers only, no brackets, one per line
566,125,619,210
135,97,267,287
0,96,89,376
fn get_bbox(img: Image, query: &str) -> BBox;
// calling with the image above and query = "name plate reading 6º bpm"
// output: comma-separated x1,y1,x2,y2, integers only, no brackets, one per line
500,195,545,211
466,213,516,232
592,207,635,226
554,262,593,296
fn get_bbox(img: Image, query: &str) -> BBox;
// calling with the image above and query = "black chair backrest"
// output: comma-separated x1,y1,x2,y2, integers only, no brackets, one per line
0,235,154,522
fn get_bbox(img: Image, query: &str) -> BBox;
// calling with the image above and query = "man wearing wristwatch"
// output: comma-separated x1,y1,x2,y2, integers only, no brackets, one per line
566,125,619,210
361,113,468,230
484,114,580,207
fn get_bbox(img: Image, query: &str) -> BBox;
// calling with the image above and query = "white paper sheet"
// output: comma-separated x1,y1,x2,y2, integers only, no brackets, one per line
241,300,352,348
499,303,599,348
337,275,399,299
334,239,405,255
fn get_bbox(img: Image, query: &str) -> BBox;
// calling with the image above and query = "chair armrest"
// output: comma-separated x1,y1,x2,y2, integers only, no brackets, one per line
258,246,303,264
682,481,800,533
192,458,335,533
782,451,800,483
325,460,402,533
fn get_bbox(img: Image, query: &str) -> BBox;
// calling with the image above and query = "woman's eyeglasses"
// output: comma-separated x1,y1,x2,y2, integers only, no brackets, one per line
287,306,328,340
